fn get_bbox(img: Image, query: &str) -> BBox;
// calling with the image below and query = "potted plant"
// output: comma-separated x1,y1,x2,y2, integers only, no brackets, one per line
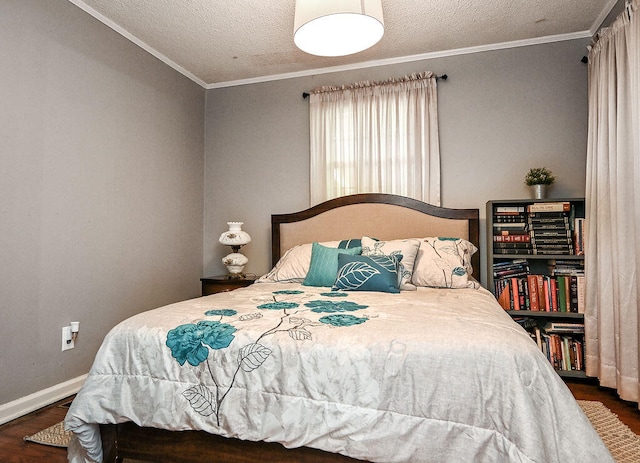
525,167,555,199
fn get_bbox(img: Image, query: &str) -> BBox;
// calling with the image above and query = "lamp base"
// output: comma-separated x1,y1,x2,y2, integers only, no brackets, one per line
222,252,248,279
225,272,246,280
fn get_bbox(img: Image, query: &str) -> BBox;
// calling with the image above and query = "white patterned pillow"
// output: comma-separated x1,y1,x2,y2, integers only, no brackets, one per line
411,237,479,289
361,236,421,291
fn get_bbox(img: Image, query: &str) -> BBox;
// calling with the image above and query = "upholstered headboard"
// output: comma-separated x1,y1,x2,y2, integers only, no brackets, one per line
271,194,480,281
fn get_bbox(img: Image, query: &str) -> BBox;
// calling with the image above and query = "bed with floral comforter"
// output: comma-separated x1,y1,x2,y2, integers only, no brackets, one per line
65,281,613,463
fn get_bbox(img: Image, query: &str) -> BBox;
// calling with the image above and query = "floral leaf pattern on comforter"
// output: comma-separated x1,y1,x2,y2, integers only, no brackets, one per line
182,385,216,416
165,290,369,425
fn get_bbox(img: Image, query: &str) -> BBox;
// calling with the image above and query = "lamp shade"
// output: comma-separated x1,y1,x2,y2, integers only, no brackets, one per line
294,0,384,57
219,222,251,247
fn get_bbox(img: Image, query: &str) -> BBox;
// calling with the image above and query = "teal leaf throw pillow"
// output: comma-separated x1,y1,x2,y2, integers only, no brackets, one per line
361,236,420,291
303,242,362,287
332,253,403,293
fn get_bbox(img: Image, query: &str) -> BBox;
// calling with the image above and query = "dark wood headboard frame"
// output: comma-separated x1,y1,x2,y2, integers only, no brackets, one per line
271,193,481,282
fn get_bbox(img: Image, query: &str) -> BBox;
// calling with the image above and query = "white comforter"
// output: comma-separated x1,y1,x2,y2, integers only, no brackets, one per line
65,282,613,463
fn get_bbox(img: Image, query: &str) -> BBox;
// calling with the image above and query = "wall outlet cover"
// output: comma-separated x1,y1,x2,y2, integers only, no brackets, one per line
61,326,74,351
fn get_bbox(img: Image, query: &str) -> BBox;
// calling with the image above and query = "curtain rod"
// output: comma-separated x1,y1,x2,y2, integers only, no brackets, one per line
302,74,448,99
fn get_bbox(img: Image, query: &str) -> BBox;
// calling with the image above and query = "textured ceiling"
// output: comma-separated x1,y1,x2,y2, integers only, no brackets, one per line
68,0,617,88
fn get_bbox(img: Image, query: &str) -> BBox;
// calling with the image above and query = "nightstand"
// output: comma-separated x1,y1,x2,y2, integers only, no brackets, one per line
200,275,256,296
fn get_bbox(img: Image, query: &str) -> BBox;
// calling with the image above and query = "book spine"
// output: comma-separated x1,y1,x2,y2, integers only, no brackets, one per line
527,202,571,212
576,275,586,314
527,275,540,311
494,234,531,242
550,278,558,312
511,277,520,310
543,277,551,312
569,275,579,312
557,276,567,312
495,206,525,213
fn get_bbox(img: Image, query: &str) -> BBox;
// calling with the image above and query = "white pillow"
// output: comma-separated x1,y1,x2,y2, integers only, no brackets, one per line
257,241,340,283
411,237,479,289
361,236,421,291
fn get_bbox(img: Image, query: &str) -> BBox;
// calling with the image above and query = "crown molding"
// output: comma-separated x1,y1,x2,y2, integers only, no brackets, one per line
206,31,593,89
67,0,208,88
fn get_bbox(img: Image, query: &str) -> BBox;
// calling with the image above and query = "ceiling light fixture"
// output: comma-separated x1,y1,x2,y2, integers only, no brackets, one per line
294,0,384,57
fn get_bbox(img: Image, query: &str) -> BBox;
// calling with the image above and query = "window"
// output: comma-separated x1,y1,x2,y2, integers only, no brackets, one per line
308,72,441,205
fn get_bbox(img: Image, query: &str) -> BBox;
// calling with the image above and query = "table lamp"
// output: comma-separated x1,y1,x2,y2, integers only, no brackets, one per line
219,222,251,278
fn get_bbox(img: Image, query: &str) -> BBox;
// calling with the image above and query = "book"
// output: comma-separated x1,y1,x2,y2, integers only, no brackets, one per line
574,217,585,255
527,274,540,311
527,217,570,225
532,240,573,246
493,242,532,249
494,206,525,213
550,278,558,311
529,230,573,237
492,259,529,270
496,281,511,310
576,275,586,314
531,242,573,249
544,322,585,333
543,277,551,312
569,275,579,312
514,317,538,330
498,230,530,236
493,249,536,255
527,202,571,213
511,277,521,310
557,276,567,312
493,223,527,229
528,211,570,218
494,234,531,242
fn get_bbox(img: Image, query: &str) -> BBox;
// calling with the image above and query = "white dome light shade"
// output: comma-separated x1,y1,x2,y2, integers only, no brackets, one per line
294,0,384,57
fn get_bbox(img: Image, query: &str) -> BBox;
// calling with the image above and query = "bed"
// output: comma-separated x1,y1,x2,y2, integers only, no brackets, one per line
65,193,613,463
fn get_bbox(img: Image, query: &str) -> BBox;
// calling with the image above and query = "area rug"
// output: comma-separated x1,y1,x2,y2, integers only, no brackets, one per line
578,400,640,463
23,421,148,462
24,401,640,462
23,420,71,448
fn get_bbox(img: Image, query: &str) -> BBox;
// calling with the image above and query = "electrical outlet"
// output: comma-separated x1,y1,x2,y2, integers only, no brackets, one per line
61,326,74,351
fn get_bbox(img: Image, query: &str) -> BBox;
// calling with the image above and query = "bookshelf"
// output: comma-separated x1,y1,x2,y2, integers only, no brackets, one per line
486,198,586,378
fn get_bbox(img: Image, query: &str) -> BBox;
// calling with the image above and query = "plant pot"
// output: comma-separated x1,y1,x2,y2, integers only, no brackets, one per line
531,184,547,199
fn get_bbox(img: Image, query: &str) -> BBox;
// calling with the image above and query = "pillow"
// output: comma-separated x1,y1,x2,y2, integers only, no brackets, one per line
302,243,362,287
332,253,402,293
257,239,363,283
338,238,362,249
411,237,478,289
257,241,339,283
361,236,420,291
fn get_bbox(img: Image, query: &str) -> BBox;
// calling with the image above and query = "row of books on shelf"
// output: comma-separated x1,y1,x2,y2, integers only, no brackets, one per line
493,259,584,277
494,270,585,313
515,318,584,372
492,202,585,256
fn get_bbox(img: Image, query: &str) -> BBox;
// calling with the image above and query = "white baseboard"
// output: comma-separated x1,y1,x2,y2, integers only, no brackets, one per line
0,374,87,425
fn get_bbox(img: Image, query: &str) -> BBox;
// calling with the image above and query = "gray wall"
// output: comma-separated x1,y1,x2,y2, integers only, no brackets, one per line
205,39,590,286
0,1,205,405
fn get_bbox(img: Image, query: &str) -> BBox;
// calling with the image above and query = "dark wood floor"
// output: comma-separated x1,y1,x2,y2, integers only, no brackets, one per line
1,381,639,462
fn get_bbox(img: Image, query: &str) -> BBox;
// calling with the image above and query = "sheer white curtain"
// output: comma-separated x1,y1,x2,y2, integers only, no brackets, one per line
308,72,440,206
585,0,640,403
